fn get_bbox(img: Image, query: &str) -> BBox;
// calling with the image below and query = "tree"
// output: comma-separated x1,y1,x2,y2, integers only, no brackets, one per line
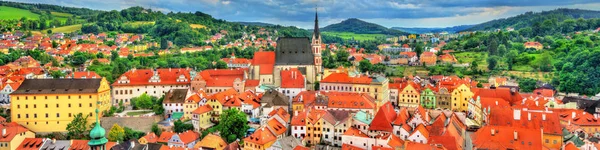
108,124,125,142
50,70,65,78
486,56,499,71
505,50,518,70
415,44,424,57
497,45,507,56
124,127,145,141
538,52,553,72
470,61,479,73
47,29,53,34
358,59,372,73
518,78,538,93
66,113,89,140
173,120,194,133
133,93,154,109
217,109,249,143
151,123,162,136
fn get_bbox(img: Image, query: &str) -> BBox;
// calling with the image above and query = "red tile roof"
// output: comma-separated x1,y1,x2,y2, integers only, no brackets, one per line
430,135,458,150
341,144,364,150
280,68,305,88
69,140,90,150
291,111,307,126
0,123,30,142
195,68,247,87
192,104,213,114
369,102,396,132
142,132,158,143
158,131,175,143
471,126,542,150
112,68,192,86
16,138,44,150
324,92,376,110
473,88,523,105
67,71,101,79
243,127,277,145
558,109,600,126
177,130,199,144
404,142,445,150
343,127,368,138
267,118,287,136
321,73,372,84
252,51,275,65
207,89,239,104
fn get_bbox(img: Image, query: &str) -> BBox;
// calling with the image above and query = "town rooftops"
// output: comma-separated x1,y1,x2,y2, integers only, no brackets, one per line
16,138,45,150
261,90,289,107
157,131,175,143
280,68,305,88
244,127,277,145
112,68,192,86
195,68,247,87
324,91,376,110
194,134,226,149
275,37,314,65
12,78,103,95
321,72,372,84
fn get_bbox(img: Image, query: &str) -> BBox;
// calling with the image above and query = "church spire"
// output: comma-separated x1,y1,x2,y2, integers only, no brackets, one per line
313,7,319,39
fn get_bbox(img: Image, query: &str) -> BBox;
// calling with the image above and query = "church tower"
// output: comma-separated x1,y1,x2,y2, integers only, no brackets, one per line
88,108,108,150
311,9,323,74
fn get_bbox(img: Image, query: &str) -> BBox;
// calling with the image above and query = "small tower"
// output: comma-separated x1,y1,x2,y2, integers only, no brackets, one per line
88,108,108,150
311,8,323,74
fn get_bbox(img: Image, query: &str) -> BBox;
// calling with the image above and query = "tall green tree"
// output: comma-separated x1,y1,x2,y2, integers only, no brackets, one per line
66,113,89,140
217,109,249,143
518,78,538,93
133,93,154,109
486,56,499,71
538,52,553,72
108,124,125,142
505,50,519,70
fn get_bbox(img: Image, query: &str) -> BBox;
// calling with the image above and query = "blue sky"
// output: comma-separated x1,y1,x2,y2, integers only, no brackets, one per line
11,0,600,28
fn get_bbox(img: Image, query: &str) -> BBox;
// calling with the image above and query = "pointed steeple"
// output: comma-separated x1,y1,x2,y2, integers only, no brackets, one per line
313,7,319,39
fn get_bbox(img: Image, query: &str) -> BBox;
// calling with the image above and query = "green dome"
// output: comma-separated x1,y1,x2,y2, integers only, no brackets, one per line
90,123,106,139
88,109,108,146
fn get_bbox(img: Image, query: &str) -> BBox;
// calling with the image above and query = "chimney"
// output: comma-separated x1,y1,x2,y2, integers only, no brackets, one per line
51,138,56,144
528,113,531,121
130,141,135,149
513,109,521,120
491,128,495,136
513,130,518,141
535,101,539,106
295,111,298,116
495,101,498,106
572,112,576,119
542,114,546,121
1,128,5,136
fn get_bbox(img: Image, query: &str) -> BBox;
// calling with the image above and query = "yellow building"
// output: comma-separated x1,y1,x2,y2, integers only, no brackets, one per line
243,127,277,150
10,78,111,132
0,124,35,150
192,104,214,132
205,89,238,122
320,72,389,108
397,82,421,108
451,84,473,112
306,110,325,145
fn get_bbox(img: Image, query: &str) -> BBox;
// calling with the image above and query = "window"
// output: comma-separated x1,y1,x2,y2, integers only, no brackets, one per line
46,113,48,118
56,104,59,108
89,103,92,107
68,104,71,107
56,113,60,117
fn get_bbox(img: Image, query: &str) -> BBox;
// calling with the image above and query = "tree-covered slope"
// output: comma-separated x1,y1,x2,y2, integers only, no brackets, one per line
321,18,406,35
465,8,600,31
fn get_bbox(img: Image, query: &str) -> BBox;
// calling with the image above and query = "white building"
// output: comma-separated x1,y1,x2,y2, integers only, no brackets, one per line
112,68,193,106
277,68,305,100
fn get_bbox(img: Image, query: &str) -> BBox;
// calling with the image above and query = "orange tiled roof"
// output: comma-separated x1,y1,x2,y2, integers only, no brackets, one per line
67,71,101,79
321,73,372,84
142,132,158,143
471,126,542,150
194,134,226,149
324,92,376,110
158,131,175,143
267,118,287,135
192,104,213,114
341,144,364,150
112,68,192,86
243,127,277,145
16,138,44,150
69,140,90,150
280,68,305,88
291,111,307,126
343,127,368,137
369,102,396,132
177,130,199,144
0,123,30,142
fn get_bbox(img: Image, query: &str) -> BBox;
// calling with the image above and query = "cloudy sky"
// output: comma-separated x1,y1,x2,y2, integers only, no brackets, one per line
10,0,600,28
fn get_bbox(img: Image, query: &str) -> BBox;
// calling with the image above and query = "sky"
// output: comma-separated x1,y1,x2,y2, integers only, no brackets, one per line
10,0,600,29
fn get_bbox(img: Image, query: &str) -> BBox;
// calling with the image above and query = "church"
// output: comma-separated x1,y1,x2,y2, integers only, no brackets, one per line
249,11,323,90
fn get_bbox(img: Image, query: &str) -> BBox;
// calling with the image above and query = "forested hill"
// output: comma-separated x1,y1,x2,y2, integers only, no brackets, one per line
321,18,407,35
392,25,474,34
236,22,277,27
0,1,102,18
465,8,600,31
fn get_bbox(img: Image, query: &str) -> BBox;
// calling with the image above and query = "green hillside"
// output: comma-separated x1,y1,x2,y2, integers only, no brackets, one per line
322,32,386,41
0,6,40,20
321,18,406,35
465,8,600,31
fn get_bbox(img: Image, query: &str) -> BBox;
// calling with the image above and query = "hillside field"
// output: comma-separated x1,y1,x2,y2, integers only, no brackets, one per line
322,32,385,41
0,6,40,20
42,24,82,33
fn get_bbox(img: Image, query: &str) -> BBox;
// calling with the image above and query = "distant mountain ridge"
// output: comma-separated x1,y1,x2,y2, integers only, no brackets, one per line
321,18,407,35
236,22,276,27
391,25,475,34
464,8,600,31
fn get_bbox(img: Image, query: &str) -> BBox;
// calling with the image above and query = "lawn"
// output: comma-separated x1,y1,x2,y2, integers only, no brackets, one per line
385,66,405,77
0,6,40,20
125,21,155,26
126,110,153,116
43,24,82,33
322,32,386,41
453,51,488,70
504,71,553,82
190,24,206,29
404,66,429,77
50,12,73,17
